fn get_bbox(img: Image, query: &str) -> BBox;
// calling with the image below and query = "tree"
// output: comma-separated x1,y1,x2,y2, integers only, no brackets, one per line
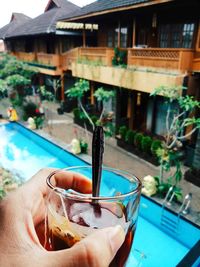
66,79,115,136
0,53,37,107
151,85,200,199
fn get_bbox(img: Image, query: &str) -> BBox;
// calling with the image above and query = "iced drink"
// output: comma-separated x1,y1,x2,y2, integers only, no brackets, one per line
45,166,141,267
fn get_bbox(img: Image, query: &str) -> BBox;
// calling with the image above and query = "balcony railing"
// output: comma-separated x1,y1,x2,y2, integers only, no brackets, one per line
12,52,36,62
127,48,194,72
37,53,61,67
12,47,197,74
193,51,200,71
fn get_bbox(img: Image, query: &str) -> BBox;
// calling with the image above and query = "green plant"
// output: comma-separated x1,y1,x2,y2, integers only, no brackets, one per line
151,140,163,156
80,140,88,154
141,136,153,154
112,48,127,66
151,85,200,187
73,107,81,120
125,130,136,145
134,133,144,150
118,126,128,140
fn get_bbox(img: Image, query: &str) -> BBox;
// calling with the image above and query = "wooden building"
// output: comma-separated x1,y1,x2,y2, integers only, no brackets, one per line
0,0,200,168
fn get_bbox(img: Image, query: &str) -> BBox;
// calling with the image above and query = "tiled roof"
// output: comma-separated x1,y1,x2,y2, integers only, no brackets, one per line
0,13,31,39
4,0,80,38
61,0,150,20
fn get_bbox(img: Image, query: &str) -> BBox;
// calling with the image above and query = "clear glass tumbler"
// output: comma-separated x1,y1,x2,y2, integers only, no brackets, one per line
45,166,142,267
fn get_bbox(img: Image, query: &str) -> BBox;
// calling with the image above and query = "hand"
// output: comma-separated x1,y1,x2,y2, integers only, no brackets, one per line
0,168,125,267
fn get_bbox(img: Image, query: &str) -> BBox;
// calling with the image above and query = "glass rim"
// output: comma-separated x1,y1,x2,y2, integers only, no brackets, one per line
46,166,142,201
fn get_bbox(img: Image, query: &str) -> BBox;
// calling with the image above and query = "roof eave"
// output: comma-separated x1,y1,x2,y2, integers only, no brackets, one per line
63,0,174,22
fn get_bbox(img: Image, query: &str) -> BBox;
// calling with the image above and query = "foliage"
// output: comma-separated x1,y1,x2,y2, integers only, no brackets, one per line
112,48,127,66
0,79,7,98
118,125,128,140
125,129,136,145
67,79,115,136
66,79,89,99
38,85,55,102
80,140,88,154
73,107,81,119
151,85,200,193
134,133,144,150
6,74,30,88
151,140,163,156
94,87,115,102
141,136,153,154
0,53,37,109
34,116,44,129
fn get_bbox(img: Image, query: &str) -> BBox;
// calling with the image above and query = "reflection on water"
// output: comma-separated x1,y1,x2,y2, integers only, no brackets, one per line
0,125,57,180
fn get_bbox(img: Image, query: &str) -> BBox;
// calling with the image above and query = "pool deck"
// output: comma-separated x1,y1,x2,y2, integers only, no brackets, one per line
0,99,200,226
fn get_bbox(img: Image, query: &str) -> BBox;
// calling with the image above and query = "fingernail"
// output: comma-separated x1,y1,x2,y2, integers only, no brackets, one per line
108,225,125,255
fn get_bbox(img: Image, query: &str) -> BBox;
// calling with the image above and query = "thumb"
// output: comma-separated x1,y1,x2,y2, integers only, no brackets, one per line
47,225,125,267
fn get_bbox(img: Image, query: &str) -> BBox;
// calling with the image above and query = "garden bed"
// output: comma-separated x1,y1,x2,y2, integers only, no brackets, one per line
116,137,160,166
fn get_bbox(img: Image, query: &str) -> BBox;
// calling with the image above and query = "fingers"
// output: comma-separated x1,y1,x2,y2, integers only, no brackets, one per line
52,170,92,193
46,226,125,267
14,168,92,224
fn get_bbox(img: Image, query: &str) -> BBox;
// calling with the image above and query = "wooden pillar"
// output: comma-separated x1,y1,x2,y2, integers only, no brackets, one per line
61,75,65,101
117,21,121,48
196,19,200,50
127,93,134,129
90,81,95,105
83,24,86,47
132,18,136,47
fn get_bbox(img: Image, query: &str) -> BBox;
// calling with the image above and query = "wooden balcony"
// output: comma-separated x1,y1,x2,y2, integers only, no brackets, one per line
127,48,194,72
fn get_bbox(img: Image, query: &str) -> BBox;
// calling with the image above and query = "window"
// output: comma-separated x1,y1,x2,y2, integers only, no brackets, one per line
120,27,128,48
107,29,113,47
159,23,195,48
182,23,195,48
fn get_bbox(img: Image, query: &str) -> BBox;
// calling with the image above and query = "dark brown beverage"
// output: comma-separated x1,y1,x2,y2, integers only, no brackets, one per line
46,200,135,267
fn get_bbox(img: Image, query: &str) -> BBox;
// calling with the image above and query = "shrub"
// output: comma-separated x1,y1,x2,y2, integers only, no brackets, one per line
151,140,163,156
125,130,136,145
141,136,153,154
73,107,81,119
80,140,88,154
118,125,128,140
134,133,144,150
91,115,98,125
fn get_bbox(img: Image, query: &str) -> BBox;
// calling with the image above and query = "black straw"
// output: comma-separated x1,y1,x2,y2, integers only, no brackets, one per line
92,126,104,198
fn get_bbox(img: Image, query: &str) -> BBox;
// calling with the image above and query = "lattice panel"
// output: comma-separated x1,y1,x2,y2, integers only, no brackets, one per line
130,49,179,59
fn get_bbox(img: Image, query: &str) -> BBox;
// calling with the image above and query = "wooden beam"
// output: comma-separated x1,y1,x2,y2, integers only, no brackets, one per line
90,81,95,105
83,25,86,47
196,19,200,50
61,75,65,101
132,18,136,47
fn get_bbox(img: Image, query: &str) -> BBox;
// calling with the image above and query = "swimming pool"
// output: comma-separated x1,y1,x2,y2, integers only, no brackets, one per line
0,122,200,266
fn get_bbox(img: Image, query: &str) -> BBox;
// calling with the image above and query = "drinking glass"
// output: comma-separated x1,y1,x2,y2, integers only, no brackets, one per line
45,166,142,267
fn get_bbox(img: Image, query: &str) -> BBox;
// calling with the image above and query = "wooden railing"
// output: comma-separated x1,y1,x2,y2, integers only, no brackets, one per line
78,47,114,66
61,48,79,70
127,48,194,72
37,53,61,67
193,51,200,71
12,47,198,73
13,51,36,62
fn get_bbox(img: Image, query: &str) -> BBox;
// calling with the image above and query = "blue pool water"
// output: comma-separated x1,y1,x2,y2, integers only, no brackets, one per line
0,122,200,267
